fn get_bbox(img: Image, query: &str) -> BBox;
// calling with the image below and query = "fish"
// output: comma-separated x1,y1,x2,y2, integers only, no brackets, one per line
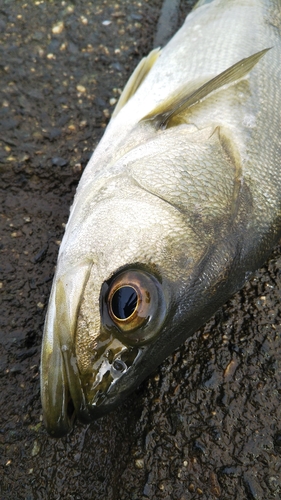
41,0,281,436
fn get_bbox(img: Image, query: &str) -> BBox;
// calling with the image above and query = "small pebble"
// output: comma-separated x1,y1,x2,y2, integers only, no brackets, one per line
52,157,68,167
31,440,40,457
135,459,144,469
52,21,64,34
77,84,86,93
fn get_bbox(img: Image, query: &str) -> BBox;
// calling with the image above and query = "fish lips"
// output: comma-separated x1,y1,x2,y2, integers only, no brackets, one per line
40,263,93,436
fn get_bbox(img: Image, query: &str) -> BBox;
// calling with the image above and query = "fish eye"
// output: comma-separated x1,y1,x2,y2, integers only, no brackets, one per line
104,269,167,345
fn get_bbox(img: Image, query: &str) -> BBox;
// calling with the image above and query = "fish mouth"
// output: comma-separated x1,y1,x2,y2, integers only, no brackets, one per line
40,264,143,436
42,334,143,437
61,340,143,424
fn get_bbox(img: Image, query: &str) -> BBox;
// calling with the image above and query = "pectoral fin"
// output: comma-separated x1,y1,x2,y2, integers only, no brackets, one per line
142,48,270,129
112,48,161,117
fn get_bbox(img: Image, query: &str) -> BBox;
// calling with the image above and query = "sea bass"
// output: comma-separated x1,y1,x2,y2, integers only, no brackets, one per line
41,0,281,436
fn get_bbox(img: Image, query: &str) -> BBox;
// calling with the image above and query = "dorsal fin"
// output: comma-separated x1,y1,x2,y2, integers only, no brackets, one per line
112,48,161,118
141,48,270,129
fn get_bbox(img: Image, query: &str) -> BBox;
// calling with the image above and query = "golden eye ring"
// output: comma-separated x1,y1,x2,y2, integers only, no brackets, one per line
109,284,140,324
104,269,167,345
107,273,150,332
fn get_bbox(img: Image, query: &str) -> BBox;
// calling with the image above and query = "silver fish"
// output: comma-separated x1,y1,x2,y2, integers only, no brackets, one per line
41,0,281,436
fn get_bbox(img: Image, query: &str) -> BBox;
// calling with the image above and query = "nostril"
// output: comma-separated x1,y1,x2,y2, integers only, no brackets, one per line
112,359,127,372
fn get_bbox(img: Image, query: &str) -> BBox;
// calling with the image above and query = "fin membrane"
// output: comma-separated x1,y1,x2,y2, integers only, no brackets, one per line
112,48,161,117
141,48,270,129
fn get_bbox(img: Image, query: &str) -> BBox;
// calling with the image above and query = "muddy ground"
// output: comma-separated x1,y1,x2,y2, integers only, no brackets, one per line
0,1,281,499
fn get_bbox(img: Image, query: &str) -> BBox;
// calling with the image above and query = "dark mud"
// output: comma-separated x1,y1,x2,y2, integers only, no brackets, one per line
0,1,281,499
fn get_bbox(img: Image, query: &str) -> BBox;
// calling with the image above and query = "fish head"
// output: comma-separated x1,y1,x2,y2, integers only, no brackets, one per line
40,171,206,436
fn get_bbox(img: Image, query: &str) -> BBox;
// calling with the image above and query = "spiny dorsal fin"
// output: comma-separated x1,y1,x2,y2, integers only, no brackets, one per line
141,48,270,129
112,48,161,118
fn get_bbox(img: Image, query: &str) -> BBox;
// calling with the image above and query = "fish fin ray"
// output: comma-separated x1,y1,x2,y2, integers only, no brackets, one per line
112,48,161,117
141,48,270,129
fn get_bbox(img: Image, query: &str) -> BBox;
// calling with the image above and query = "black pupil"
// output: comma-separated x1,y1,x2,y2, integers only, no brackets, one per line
111,286,138,320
